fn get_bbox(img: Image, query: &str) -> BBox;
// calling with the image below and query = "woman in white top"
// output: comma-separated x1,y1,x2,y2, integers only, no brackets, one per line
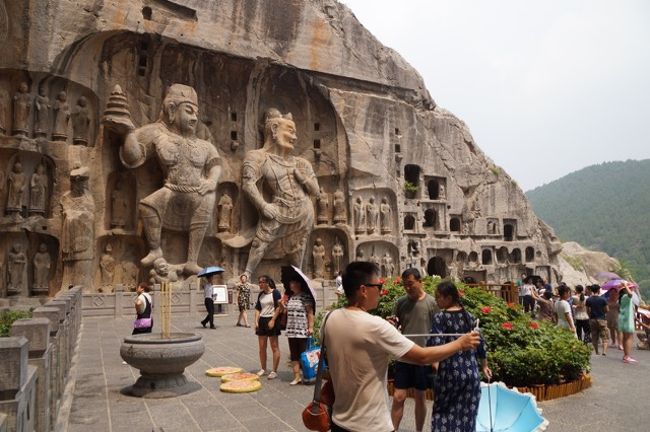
555,285,576,335
572,285,590,343
254,275,282,379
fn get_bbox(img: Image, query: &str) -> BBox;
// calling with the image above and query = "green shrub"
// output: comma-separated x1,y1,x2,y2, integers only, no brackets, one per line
403,181,418,193
315,276,591,387
0,310,32,337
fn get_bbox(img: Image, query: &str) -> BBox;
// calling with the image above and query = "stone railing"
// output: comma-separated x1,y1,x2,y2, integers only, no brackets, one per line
81,280,341,317
0,287,82,432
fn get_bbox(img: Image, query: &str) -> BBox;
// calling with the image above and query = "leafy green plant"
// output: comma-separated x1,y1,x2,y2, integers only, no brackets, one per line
0,310,32,337
403,181,418,193
315,277,591,387
489,165,501,176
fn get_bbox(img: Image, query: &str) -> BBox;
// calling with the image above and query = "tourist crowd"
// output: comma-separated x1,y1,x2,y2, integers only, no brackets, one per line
519,276,644,364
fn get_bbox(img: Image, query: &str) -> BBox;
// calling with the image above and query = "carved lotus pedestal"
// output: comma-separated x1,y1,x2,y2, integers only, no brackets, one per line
120,333,205,398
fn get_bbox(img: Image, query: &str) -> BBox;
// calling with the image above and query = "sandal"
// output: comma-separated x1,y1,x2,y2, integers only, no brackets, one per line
290,377,302,385
267,371,278,380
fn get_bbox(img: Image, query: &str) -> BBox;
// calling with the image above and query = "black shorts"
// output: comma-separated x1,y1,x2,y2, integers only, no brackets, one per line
288,337,308,361
394,361,432,391
256,316,281,337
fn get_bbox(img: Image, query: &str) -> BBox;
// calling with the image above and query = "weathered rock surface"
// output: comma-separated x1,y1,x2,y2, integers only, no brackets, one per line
558,241,621,287
0,0,564,294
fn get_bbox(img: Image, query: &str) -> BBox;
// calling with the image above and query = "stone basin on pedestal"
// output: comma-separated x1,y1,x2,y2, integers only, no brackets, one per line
120,332,205,398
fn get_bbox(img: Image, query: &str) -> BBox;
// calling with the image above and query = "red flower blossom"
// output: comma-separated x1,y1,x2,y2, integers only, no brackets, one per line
379,278,386,285
507,302,517,309
529,321,540,330
393,276,401,284
380,289,389,297
501,322,514,330
481,306,492,314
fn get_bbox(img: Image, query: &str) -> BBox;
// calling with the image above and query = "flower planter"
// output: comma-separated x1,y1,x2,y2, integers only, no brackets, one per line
387,374,591,403
515,374,591,402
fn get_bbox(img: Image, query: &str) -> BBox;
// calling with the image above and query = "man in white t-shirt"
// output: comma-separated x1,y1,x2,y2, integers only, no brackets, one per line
554,285,576,335
323,261,480,432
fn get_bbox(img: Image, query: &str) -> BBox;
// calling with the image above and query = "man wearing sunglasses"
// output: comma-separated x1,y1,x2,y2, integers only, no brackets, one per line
323,262,480,432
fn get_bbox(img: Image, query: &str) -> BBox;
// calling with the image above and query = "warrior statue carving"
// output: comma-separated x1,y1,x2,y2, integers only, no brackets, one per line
241,108,320,278
104,84,221,274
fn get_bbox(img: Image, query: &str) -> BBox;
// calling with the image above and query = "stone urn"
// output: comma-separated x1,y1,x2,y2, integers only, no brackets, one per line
120,333,205,398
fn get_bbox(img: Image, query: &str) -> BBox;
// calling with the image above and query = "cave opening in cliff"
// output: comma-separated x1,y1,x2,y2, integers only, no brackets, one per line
482,249,493,265
423,209,437,229
427,257,447,278
450,217,461,232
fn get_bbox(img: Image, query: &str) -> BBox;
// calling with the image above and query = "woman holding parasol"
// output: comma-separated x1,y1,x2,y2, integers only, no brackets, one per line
280,265,316,385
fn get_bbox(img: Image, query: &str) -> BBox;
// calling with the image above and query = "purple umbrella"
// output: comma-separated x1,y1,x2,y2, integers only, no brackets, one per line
601,279,638,291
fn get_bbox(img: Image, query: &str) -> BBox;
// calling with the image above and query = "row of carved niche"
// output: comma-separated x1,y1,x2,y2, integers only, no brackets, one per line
353,241,399,278
0,234,58,296
351,193,395,234
95,237,145,293
0,74,95,145
419,246,537,267
1,152,55,218
307,230,348,279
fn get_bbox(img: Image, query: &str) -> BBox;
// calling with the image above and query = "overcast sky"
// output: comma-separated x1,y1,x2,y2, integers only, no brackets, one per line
341,0,650,191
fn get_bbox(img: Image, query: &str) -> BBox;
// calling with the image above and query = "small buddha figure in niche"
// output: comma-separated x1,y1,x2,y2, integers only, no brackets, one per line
366,197,379,234
34,85,51,138
121,261,139,291
72,96,91,145
380,197,392,234
7,243,27,295
438,184,446,200
353,196,366,234
99,243,116,289
32,243,51,294
110,176,129,229
6,160,27,218
332,189,347,224
331,240,344,275
316,188,330,225
312,237,326,279
369,249,381,269
29,162,48,216
12,82,32,137
217,192,234,233
52,91,70,141
381,252,395,278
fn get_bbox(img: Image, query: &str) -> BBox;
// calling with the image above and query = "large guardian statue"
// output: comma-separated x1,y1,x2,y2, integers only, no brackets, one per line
104,84,221,275
241,109,320,278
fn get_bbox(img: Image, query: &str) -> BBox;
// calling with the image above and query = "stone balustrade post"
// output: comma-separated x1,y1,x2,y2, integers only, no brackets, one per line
0,337,37,432
10,318,51,432
114,284,124,319
32,306,61,428
152,284,162,334
45,300,70,382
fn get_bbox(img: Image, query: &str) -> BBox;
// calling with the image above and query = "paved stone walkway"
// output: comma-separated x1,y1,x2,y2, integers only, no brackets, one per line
62,313,650,432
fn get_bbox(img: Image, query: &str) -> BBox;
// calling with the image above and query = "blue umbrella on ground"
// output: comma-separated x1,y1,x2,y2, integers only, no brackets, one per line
197,266,225,278
477,382,548,432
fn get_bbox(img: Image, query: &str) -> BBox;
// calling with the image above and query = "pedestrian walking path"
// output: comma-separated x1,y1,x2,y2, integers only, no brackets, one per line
61,313,650,432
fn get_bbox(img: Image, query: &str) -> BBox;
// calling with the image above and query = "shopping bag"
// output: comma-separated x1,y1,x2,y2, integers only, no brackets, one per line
300,337,323,384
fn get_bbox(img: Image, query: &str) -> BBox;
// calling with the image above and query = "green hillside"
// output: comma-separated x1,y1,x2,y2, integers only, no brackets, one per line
526,159,650,298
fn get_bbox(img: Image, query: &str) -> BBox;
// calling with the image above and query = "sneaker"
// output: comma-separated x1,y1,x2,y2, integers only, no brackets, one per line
121,361,128,365
267,371,278,380
623,357,638,364
256,369,266,377
290,376,302,385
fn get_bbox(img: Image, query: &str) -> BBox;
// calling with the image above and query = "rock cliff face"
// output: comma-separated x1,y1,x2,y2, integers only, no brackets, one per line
0,0,562,294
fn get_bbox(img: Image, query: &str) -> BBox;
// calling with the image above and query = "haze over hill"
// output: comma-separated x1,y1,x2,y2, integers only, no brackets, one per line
526,159,650,297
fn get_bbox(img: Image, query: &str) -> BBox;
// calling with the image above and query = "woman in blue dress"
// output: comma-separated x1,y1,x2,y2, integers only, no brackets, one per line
428,281,491,432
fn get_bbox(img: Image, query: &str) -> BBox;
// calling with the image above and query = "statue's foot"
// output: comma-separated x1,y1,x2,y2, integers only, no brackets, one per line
141,248,163,267
184,262,203,275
